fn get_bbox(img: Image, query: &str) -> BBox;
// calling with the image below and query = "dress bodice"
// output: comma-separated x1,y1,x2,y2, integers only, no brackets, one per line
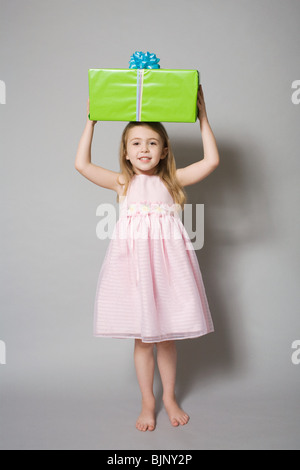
127,174,174,204
119,174,181,218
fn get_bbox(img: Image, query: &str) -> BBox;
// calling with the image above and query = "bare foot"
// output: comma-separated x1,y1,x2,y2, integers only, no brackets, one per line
136,397,156,432
163,397,190,427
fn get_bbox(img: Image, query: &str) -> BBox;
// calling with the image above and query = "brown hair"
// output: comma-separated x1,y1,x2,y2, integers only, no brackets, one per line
116,122,187,210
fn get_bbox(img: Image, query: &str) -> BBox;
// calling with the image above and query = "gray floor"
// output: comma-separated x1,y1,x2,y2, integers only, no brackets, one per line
1,372,299,450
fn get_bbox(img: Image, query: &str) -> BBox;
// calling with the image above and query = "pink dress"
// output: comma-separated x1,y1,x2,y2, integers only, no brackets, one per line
93,174,214,343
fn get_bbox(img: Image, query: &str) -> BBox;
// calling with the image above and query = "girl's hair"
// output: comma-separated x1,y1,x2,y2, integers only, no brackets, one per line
117,122,187,210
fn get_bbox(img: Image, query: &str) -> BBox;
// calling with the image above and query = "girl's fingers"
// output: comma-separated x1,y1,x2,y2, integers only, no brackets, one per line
198,85,204,98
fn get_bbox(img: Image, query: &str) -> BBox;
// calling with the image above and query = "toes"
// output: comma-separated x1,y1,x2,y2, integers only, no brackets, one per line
170,413,190,427
180,414,190,425
136,421,146,432
136,420,156,432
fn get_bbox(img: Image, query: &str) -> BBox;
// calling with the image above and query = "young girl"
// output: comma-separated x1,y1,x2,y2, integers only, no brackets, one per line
75,85,220,432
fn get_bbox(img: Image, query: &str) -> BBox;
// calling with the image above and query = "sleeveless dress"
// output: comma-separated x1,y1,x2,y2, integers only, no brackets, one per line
93,174,214,343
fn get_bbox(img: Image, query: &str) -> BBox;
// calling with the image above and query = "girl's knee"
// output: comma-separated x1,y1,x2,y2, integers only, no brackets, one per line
135,339,155,350
156,340,175,350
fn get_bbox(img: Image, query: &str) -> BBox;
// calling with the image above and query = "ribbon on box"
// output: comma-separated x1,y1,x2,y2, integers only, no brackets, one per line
129,51,160,69
135,69,144,121
129,51,160,121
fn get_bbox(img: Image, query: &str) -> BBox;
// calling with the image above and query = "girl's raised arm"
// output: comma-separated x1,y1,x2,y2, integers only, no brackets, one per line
176,85,220,187
75,99,124,193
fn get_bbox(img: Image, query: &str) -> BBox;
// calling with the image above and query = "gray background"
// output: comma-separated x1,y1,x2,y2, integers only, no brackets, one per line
0,0,300,450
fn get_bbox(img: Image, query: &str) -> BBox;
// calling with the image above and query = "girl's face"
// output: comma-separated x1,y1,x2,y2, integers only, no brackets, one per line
125,126,168,175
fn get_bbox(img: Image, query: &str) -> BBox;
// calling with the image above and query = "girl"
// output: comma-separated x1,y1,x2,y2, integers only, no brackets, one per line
75,85,220,432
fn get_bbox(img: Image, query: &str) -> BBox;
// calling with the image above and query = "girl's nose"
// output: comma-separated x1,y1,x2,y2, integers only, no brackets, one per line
141,143,149,152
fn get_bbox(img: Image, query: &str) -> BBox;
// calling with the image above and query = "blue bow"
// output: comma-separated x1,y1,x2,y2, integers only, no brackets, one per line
129,51,160,69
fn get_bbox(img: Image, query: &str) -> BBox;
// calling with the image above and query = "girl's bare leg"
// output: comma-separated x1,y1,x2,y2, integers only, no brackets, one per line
134,339,156,432
156,340,189,427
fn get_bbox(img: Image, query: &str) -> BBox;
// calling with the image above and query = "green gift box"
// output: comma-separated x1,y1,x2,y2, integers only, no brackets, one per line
88,68,199,123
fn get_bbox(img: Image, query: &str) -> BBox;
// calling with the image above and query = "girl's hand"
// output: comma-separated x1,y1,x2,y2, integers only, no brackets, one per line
197,85,208,122
87,98,97,125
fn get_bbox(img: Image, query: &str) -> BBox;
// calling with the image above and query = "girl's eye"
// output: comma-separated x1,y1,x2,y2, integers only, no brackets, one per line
132,141,157,146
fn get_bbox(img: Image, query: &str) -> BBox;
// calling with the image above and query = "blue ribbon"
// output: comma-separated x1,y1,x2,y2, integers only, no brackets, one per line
129,51,160,69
